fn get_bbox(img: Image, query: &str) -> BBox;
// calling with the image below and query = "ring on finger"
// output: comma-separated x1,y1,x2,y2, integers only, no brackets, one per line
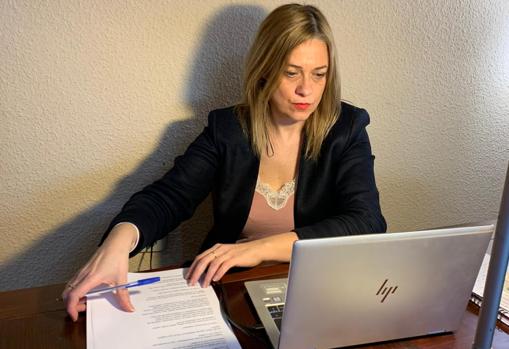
210,251,218,259
66,283,76,290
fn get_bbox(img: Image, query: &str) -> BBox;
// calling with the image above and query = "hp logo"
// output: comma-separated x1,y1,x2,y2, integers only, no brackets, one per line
376,279,398,303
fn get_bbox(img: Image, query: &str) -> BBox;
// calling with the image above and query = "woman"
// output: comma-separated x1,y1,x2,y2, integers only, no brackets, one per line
63,3,386,321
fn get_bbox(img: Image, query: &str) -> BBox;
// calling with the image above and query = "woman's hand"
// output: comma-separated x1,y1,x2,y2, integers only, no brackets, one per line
185,232,298,287
61,224,138,321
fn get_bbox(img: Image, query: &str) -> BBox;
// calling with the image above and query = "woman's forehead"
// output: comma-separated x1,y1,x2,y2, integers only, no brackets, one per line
286,39,329,68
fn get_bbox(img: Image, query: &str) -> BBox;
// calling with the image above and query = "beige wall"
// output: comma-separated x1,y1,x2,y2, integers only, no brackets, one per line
1,0,508,291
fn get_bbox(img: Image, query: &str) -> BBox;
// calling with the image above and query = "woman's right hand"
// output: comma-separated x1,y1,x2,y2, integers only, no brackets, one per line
62,223,139,321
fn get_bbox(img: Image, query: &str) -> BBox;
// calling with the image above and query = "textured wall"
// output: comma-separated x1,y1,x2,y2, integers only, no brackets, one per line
1,0,508,291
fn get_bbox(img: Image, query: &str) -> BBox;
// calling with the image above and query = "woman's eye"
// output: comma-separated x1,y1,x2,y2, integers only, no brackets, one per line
285,71,298,78
314,72,327,79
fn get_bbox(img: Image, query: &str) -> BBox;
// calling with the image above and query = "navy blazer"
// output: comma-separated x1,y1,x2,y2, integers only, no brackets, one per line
103,102,386,256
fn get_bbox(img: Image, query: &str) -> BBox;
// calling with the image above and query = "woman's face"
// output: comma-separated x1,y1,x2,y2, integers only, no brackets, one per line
269,38,329,125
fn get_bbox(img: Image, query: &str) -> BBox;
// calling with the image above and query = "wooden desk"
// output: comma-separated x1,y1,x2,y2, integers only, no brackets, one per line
1,264,508,349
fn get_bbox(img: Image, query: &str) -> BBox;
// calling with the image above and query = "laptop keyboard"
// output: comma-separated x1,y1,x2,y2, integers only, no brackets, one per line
250,281,288,332
267,304,285,330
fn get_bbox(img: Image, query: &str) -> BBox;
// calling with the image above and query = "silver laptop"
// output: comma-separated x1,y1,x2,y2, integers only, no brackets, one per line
245,225,494,349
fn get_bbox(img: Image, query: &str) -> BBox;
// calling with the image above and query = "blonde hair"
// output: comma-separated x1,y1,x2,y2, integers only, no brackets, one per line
235,3,341,160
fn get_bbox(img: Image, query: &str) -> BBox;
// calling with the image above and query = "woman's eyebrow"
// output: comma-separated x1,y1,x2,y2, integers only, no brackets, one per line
287,64,328,70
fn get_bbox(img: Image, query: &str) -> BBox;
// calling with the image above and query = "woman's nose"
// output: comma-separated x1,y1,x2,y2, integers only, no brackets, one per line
295,76,312,97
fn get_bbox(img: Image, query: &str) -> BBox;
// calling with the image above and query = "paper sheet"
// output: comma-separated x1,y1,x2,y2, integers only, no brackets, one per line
86,268,241,349
472,254,509,325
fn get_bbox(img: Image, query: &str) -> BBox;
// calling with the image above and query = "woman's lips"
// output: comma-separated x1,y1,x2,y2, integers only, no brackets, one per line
293,103,311,111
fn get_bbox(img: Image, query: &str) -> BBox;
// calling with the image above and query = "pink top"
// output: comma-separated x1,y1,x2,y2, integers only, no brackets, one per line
239,178,295,241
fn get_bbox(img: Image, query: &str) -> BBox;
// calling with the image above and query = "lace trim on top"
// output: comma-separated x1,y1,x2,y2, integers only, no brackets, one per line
255,178,295,210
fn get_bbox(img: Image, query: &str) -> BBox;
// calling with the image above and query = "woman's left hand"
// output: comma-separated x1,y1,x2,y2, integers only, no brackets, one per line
185,232,298,287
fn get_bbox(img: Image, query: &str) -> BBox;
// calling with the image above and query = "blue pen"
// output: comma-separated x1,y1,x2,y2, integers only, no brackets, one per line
86,277,161,296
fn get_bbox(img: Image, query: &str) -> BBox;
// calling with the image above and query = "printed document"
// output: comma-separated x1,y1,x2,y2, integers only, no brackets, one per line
86,268,241,349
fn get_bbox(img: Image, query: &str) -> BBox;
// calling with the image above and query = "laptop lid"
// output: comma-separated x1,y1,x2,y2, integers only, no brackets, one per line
249,225,493,349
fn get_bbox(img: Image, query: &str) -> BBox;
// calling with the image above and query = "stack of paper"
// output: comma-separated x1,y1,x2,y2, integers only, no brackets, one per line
87,268,241,349
472,254,509,325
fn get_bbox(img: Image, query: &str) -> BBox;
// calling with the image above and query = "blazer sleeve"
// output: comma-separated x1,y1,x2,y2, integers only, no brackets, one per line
100,110,220,256
294,108,387,239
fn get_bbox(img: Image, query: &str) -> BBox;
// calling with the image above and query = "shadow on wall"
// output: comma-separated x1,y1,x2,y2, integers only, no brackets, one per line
0,5,267,291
